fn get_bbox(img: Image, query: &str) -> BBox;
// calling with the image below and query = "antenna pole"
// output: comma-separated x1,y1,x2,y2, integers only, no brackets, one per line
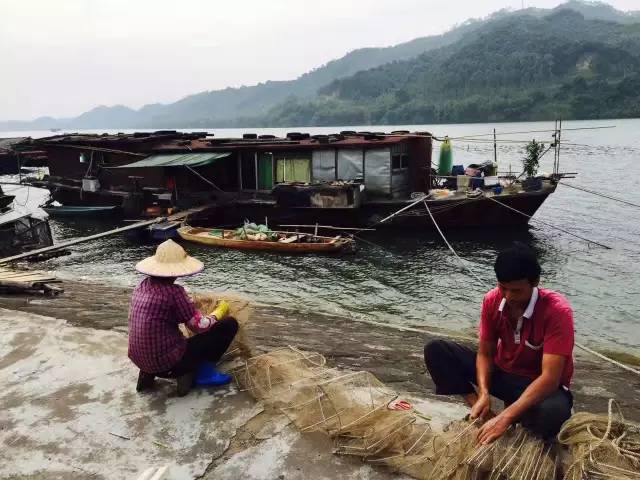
493,128,497,164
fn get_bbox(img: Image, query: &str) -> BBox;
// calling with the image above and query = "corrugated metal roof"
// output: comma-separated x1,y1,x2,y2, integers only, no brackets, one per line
113,152,230,168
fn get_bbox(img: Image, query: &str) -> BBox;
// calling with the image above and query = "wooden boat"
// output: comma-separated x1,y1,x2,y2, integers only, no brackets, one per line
42,205,120,217
178,226,354,253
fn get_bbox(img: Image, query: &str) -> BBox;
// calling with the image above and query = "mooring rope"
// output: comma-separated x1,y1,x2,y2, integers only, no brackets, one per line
487,196,612,250
423,199,486,287
559,182,640,209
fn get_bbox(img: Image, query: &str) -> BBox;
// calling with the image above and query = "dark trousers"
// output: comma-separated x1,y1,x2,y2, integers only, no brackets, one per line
158,318,239,378
424,339,572,440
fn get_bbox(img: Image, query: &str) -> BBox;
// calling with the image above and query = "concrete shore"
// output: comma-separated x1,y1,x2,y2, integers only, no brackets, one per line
1,280,639,479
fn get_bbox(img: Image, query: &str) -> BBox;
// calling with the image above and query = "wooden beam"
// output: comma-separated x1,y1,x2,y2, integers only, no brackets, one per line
279,224,375,232
0,204,211,264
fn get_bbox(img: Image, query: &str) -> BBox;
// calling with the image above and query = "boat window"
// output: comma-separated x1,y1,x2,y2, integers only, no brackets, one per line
275,155,311,183
312,150,336,182
392,154,409,171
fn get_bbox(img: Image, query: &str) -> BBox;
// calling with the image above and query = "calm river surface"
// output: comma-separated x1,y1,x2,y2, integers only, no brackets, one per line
2,119,640,353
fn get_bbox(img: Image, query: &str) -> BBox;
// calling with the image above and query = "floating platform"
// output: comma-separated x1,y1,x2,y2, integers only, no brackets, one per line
0,267,63,295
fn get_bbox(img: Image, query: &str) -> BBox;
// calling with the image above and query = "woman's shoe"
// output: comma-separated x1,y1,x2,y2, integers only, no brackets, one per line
176,372,196,397
195,362,232,387
136,370,156,392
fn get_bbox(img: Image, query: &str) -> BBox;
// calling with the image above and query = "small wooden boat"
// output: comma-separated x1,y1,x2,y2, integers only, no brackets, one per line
178,226,354,253
42,205,120,217
124,220,181,242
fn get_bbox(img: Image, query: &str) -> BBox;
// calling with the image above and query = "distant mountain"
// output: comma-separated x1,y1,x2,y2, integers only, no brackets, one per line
261,9,640,125
1,0,639,130
554,0,640,23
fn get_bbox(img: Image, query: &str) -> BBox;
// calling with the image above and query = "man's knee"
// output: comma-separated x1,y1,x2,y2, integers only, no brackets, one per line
424,339,454,367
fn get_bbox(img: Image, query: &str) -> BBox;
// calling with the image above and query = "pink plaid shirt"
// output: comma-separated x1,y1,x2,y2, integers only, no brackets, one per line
128,277,215,373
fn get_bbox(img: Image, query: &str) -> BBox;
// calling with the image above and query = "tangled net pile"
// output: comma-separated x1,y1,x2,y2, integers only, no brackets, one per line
559,399,640,479
232,346,566,480
190,292,254,358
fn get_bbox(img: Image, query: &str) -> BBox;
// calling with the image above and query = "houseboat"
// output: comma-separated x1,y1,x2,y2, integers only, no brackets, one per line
28,131,556,229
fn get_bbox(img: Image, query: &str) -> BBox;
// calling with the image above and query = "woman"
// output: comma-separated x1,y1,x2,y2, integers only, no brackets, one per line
128,239,238,396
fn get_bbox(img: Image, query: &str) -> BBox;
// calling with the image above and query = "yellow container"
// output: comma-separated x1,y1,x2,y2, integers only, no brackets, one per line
211,300,230,321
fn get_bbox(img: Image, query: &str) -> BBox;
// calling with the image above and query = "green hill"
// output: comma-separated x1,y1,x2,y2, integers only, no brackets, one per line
256,9,640,126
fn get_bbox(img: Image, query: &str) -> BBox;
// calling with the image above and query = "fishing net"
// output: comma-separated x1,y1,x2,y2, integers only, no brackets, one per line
232,346,329,403
188,292,254,358
558,399,640,480
233,346,563,480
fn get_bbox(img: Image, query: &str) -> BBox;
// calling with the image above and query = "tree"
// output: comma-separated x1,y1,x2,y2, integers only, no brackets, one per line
523,140,545,177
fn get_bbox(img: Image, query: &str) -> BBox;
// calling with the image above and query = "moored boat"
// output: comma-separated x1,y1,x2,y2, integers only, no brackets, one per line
41,205,121,217
178,225,354,253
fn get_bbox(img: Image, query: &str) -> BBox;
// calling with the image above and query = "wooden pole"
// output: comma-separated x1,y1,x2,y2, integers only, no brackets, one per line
493,128,497,164
279,224,375,232
0,218,160,264
0,205,210,264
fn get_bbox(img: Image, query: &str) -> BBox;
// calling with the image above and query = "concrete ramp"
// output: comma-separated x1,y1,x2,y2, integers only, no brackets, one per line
0,309,261,479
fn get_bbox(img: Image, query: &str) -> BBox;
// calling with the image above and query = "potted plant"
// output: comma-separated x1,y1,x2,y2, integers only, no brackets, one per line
522,140,544,191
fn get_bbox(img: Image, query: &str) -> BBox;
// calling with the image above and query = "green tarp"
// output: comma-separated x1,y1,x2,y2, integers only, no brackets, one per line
113,152,230,168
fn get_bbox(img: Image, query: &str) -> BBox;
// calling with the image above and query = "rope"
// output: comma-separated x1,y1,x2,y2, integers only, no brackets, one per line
573,343,640,376
559,182,640,209
447,125,615,141
183,164,223,191
37,143,146,157
487,196,612,250
423,199,486,287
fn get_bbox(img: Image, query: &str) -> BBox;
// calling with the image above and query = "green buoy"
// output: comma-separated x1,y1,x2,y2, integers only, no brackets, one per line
438,137,453,176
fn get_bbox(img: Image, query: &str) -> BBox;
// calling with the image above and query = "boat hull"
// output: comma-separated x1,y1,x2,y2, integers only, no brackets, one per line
188,189,554,230
178,227,352,253
42,205,121,217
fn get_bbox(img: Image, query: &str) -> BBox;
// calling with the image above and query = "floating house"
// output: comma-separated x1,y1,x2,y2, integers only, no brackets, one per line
30,131,556,229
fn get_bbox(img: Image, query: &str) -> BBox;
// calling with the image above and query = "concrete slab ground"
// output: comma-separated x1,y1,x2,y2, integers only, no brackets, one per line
0,308,464,480
1,281,638,479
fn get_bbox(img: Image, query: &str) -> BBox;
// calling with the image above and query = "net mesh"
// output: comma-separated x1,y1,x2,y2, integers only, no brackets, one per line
189,292,254,358
232,346,568,480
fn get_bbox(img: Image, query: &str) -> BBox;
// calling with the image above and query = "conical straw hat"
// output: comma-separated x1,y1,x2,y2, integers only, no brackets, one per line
135,239,204,277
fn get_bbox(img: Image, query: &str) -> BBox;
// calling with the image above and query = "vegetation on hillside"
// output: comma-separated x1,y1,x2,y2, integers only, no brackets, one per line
251,10,640,126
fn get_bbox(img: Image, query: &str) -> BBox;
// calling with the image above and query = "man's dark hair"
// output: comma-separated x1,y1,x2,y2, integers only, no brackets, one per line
494,243,541,283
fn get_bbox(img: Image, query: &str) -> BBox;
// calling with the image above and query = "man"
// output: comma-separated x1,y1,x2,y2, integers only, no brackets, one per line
129,239,238,396
424,244,574,442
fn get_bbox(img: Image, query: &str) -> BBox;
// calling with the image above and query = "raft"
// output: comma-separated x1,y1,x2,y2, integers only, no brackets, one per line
178,226,354,254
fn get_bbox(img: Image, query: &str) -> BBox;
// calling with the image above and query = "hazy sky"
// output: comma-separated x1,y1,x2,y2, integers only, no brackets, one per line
1,0,638,120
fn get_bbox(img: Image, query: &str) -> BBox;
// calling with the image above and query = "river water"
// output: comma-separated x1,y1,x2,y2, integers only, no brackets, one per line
2,119,639,353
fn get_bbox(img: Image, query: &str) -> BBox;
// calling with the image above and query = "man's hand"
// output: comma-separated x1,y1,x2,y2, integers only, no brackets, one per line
470,393,493,420
477,413,513,444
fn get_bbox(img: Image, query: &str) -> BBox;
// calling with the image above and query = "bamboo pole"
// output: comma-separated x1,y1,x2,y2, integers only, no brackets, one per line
0,206,209,264
279,224,375,232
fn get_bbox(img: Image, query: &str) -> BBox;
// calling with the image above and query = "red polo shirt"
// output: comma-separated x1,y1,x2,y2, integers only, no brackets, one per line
479,287,575,388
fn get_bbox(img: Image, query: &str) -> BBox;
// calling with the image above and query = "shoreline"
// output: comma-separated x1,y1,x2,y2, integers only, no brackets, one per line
1,278,639,422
